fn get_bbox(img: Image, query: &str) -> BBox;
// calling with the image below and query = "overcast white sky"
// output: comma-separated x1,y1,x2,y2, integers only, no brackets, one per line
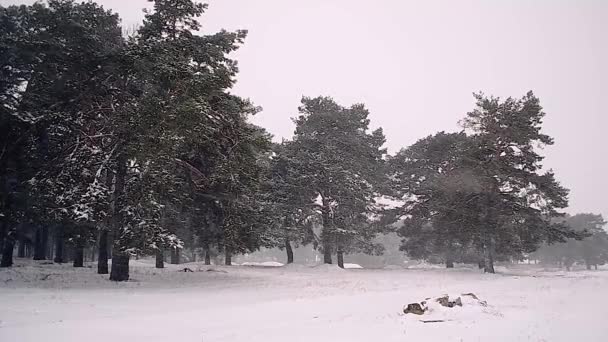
3,0,607,219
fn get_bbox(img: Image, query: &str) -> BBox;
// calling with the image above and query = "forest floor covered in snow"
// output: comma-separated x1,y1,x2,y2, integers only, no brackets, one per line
1,259,607,342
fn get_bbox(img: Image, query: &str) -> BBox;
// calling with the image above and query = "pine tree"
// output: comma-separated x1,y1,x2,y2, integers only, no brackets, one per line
264,142,317,264
389,132,484,267
462,92,577,272
289,96,387,267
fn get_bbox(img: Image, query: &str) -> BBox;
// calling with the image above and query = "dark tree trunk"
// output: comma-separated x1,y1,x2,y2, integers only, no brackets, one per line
323,247,332,264
594,264,598,270
191,249,196,263
109,154,129,282
98,169,112,273
285,238,294,264
321,196,333,264
204,248,211,265
170,247,180,264
337,248,344,268
484,245,495,274
33,225,48,260
17,236,26,258
54,225,64,263
1,238,15,267
586,262,591,270
446,249,454,268
110,252,129,281
46,234,53,260
225,248,232,266
73,245,84,267
155,249,164,268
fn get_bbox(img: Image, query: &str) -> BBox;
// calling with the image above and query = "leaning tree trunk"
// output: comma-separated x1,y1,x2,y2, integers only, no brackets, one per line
1,238,15,267
225,247,232,266
285,238,294,264
337,247,345,269
110,251,130,281
155,249,164,269
170,247,180,264
33,225,48,260
54,225,64,263
73,244,84,267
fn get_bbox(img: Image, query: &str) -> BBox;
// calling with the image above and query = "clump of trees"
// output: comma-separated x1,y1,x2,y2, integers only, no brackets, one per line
0,0,590,278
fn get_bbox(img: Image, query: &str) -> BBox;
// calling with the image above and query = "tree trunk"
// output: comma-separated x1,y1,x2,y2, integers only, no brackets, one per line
17,236,26,258
191,249,196,263
46,233,54,260
446,249,454,268
1,238,15,267
73,245,84,267
204,248,211,265
110,251,130,281
170,247,180,264
323,247,332,264
98,169,112,273
321,196,333,264
54,225,64,263
483,243,495,274
33,225,48,260
285,238,294,264
586,262,591,270
594,264,598,270
337,248,345,268
155,249,164,269
225,248,232,266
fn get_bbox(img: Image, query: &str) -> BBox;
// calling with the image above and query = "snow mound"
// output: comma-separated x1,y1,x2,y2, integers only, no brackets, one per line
403,260,444,269
311,264,344,272
383,265,404,270
343,263,363,269
241,261,284,267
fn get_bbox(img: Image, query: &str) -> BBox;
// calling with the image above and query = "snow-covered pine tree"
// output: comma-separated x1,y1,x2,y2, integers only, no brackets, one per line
462,92,578,272
289,96,387,267
388,132,484,267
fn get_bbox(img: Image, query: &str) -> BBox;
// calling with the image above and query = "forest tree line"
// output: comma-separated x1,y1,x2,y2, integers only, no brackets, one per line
1,0,606,280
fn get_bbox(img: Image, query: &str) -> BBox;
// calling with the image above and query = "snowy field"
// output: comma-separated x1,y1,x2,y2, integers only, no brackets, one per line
1,259,607,342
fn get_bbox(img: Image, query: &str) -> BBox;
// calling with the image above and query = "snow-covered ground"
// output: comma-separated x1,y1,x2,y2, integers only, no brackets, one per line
1,259,607,342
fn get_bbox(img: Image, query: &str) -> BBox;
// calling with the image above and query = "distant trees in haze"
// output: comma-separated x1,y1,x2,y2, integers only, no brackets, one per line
531,213,608,270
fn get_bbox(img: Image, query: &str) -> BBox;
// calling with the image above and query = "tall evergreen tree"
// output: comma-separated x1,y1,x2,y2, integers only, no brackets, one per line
461,92,577,272
289,96,387,267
